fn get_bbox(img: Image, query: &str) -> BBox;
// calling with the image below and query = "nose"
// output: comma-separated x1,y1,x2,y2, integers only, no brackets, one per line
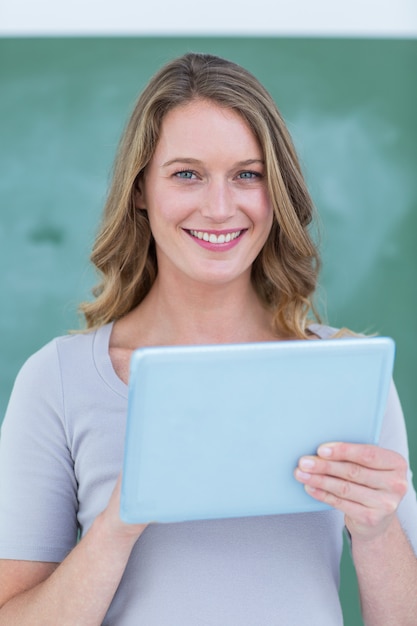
200,178,235,223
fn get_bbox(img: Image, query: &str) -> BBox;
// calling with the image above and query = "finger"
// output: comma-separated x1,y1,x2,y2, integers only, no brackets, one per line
303,483,390,526
316,442,408,472
296,456,404,491
303,484,398,539
302,478,402,530
300,473,400,512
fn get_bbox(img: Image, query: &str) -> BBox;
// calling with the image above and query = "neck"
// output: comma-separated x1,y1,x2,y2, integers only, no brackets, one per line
120,273,277,348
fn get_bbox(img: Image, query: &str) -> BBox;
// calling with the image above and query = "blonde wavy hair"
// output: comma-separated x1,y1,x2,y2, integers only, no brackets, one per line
80,52,321,338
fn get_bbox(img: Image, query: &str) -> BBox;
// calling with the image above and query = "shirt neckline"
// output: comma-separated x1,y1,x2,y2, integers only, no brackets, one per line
93,321,128,399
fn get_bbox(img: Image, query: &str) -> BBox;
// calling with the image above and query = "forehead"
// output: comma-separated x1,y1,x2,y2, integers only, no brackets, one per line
153,99,262,160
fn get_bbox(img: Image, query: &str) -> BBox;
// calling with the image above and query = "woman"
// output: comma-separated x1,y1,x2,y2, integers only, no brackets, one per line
0,52,416,625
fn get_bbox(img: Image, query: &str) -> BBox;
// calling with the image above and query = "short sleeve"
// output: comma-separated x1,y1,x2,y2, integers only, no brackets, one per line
378,382,417,553
0,340,79,562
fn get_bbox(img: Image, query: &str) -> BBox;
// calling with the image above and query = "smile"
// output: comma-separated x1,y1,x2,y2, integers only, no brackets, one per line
188,230,242,244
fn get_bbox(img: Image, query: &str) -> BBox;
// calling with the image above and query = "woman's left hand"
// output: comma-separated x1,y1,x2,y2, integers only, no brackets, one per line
295,442,409,541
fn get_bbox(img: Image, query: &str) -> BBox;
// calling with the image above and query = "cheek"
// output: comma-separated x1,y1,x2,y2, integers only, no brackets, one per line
239,188,271,220
258,204,274,247
146,196,173,229
149,188,196,222
260,198,274,230
254,188,273,218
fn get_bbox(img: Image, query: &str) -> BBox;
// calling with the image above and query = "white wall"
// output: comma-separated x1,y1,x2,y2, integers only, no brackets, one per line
1,0,416,36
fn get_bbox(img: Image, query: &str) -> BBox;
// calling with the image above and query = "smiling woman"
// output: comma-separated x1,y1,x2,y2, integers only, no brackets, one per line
0,52,416,626
133,100,273,294
80,54,320,339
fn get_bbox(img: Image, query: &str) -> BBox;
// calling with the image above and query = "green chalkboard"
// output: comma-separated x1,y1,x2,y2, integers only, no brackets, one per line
0,37,416,625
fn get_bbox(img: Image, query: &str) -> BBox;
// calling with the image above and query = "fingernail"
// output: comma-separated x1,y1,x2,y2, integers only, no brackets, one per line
300,458,315,470
295,469,311,481
318,445,333,457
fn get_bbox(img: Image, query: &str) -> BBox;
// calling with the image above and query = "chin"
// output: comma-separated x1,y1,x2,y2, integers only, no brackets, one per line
189,270,249,288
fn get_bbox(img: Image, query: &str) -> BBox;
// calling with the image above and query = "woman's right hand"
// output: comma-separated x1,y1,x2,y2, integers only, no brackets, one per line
0,473,149,624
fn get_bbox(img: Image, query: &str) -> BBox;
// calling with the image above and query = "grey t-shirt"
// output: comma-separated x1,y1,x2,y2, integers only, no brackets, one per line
1,323,416,625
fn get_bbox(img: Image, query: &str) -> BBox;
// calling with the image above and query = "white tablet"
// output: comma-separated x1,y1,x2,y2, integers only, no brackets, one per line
121,336,395,523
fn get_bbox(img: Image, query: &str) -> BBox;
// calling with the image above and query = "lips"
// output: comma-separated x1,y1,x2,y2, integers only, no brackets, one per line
188,230,243,244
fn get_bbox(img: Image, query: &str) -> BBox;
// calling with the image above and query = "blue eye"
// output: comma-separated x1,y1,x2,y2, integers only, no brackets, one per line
238,171,261,179
175,170,195,179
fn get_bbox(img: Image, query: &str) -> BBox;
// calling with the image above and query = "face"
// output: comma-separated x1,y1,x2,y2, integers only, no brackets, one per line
136,99,273,289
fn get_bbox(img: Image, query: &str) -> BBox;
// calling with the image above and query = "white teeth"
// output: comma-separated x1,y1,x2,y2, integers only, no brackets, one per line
189,230,242,244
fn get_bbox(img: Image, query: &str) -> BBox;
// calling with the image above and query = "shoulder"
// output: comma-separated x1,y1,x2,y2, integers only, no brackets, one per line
15,329,97,384
3,325,113,436
9,325,112,407
307,323,339,340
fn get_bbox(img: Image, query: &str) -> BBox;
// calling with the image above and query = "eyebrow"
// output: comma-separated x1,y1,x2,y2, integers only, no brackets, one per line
162,158,265,168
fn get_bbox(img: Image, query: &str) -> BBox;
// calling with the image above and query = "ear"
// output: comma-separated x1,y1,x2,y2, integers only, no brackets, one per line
134,175,146,209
